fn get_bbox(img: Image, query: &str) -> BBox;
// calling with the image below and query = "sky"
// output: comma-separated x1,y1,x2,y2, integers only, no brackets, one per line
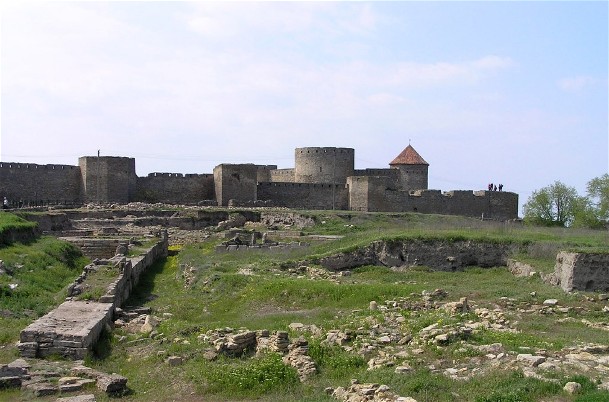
1,1,607,215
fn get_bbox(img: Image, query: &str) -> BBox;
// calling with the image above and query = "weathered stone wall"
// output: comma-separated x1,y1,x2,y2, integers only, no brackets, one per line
268,168,295,183
554,251,609,292
79,157,137,203
392,163,429,190
101,237,168,308
257,182,349,210
294,147,354,184
407,190,518,220
61,238,121,260
135,173,215,204
347,176,518,220
213,164,259,207
255,165,278,182
0,162,82,205
1,147,519,220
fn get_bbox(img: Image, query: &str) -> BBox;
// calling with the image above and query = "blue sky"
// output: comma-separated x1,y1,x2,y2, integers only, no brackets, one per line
1,1,607,214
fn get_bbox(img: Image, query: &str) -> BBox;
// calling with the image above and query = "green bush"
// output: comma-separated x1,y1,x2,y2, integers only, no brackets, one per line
308,339,366,379
204,353,299,396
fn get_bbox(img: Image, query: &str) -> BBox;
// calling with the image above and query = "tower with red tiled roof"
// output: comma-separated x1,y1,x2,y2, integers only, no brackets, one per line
389,144,429,190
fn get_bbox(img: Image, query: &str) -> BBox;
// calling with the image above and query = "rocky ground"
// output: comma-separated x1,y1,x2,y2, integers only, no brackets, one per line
92,276,609,402
4,207,608,401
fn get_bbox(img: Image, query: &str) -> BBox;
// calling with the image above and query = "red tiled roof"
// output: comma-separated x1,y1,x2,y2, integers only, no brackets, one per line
389,145,429,166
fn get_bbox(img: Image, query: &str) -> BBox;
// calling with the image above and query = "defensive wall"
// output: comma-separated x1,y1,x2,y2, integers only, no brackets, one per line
0,162,82,206
347,176,517,220
0,145,519,220
255,165,278,182
268,168,295,183
135,172,215,204
257,182,349,210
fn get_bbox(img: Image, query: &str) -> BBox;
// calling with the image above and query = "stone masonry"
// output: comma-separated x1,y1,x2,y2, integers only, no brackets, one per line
17,233,168,359
0,145,518,220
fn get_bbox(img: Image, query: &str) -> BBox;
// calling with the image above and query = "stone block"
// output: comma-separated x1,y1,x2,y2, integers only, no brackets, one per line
26,382,58,397
56,394,97,402
96,373,128,393
0,376,21,389
16,342,38,358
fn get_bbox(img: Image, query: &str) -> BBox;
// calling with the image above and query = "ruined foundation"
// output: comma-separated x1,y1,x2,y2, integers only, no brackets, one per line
554,251,609,292
17,234,168,359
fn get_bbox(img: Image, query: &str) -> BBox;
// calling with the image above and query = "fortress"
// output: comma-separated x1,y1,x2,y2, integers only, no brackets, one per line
0,145,518,220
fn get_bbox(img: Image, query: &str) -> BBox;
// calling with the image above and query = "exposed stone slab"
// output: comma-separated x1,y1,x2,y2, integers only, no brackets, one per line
19,301,113,359
56,395,96,402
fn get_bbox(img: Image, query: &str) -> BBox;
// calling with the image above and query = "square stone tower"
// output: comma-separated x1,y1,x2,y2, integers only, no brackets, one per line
213,164,258,206
389,145,429,191
79,156,137,203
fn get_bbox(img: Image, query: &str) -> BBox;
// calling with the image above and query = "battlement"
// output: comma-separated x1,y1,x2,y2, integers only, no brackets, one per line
353,168,397,177
270,169,295,175
259,182,346,189
0,162,79,170
295,147,354,184
147,172,213,178
296,147,354,154
256,165,279,171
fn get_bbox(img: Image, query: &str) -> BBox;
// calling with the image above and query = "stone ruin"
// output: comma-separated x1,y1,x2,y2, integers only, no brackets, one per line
214,229,310,253
553,251,609,292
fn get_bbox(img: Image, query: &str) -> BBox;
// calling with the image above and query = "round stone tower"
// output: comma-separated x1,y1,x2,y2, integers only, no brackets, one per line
294,147,354,184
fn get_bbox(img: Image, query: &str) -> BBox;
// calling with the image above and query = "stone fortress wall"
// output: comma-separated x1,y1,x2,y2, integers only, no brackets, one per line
0,162,83,205
0,145,518,220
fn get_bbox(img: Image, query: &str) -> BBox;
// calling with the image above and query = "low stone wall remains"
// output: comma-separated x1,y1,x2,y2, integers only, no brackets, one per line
61,238,121,260
17,233,168,359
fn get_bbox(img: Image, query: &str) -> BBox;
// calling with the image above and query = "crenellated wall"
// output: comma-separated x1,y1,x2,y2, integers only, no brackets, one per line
0,162,82,205
1,146,519,220
135,172,215,204
268,168,295,182
258,182,349,210
347,176,518,220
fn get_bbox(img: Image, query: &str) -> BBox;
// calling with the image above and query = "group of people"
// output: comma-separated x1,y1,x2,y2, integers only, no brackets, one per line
487,183,504,192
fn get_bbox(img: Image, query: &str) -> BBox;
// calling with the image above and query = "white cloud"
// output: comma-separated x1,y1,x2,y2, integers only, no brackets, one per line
557,75,596,92
183,2,379,39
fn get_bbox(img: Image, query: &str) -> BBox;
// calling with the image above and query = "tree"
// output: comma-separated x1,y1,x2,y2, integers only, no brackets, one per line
586,174,609,222
523,181,581,227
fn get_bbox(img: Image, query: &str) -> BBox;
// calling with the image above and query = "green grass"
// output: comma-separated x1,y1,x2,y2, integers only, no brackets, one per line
0,212,37,233
2,210,609,401
0,236,89,361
